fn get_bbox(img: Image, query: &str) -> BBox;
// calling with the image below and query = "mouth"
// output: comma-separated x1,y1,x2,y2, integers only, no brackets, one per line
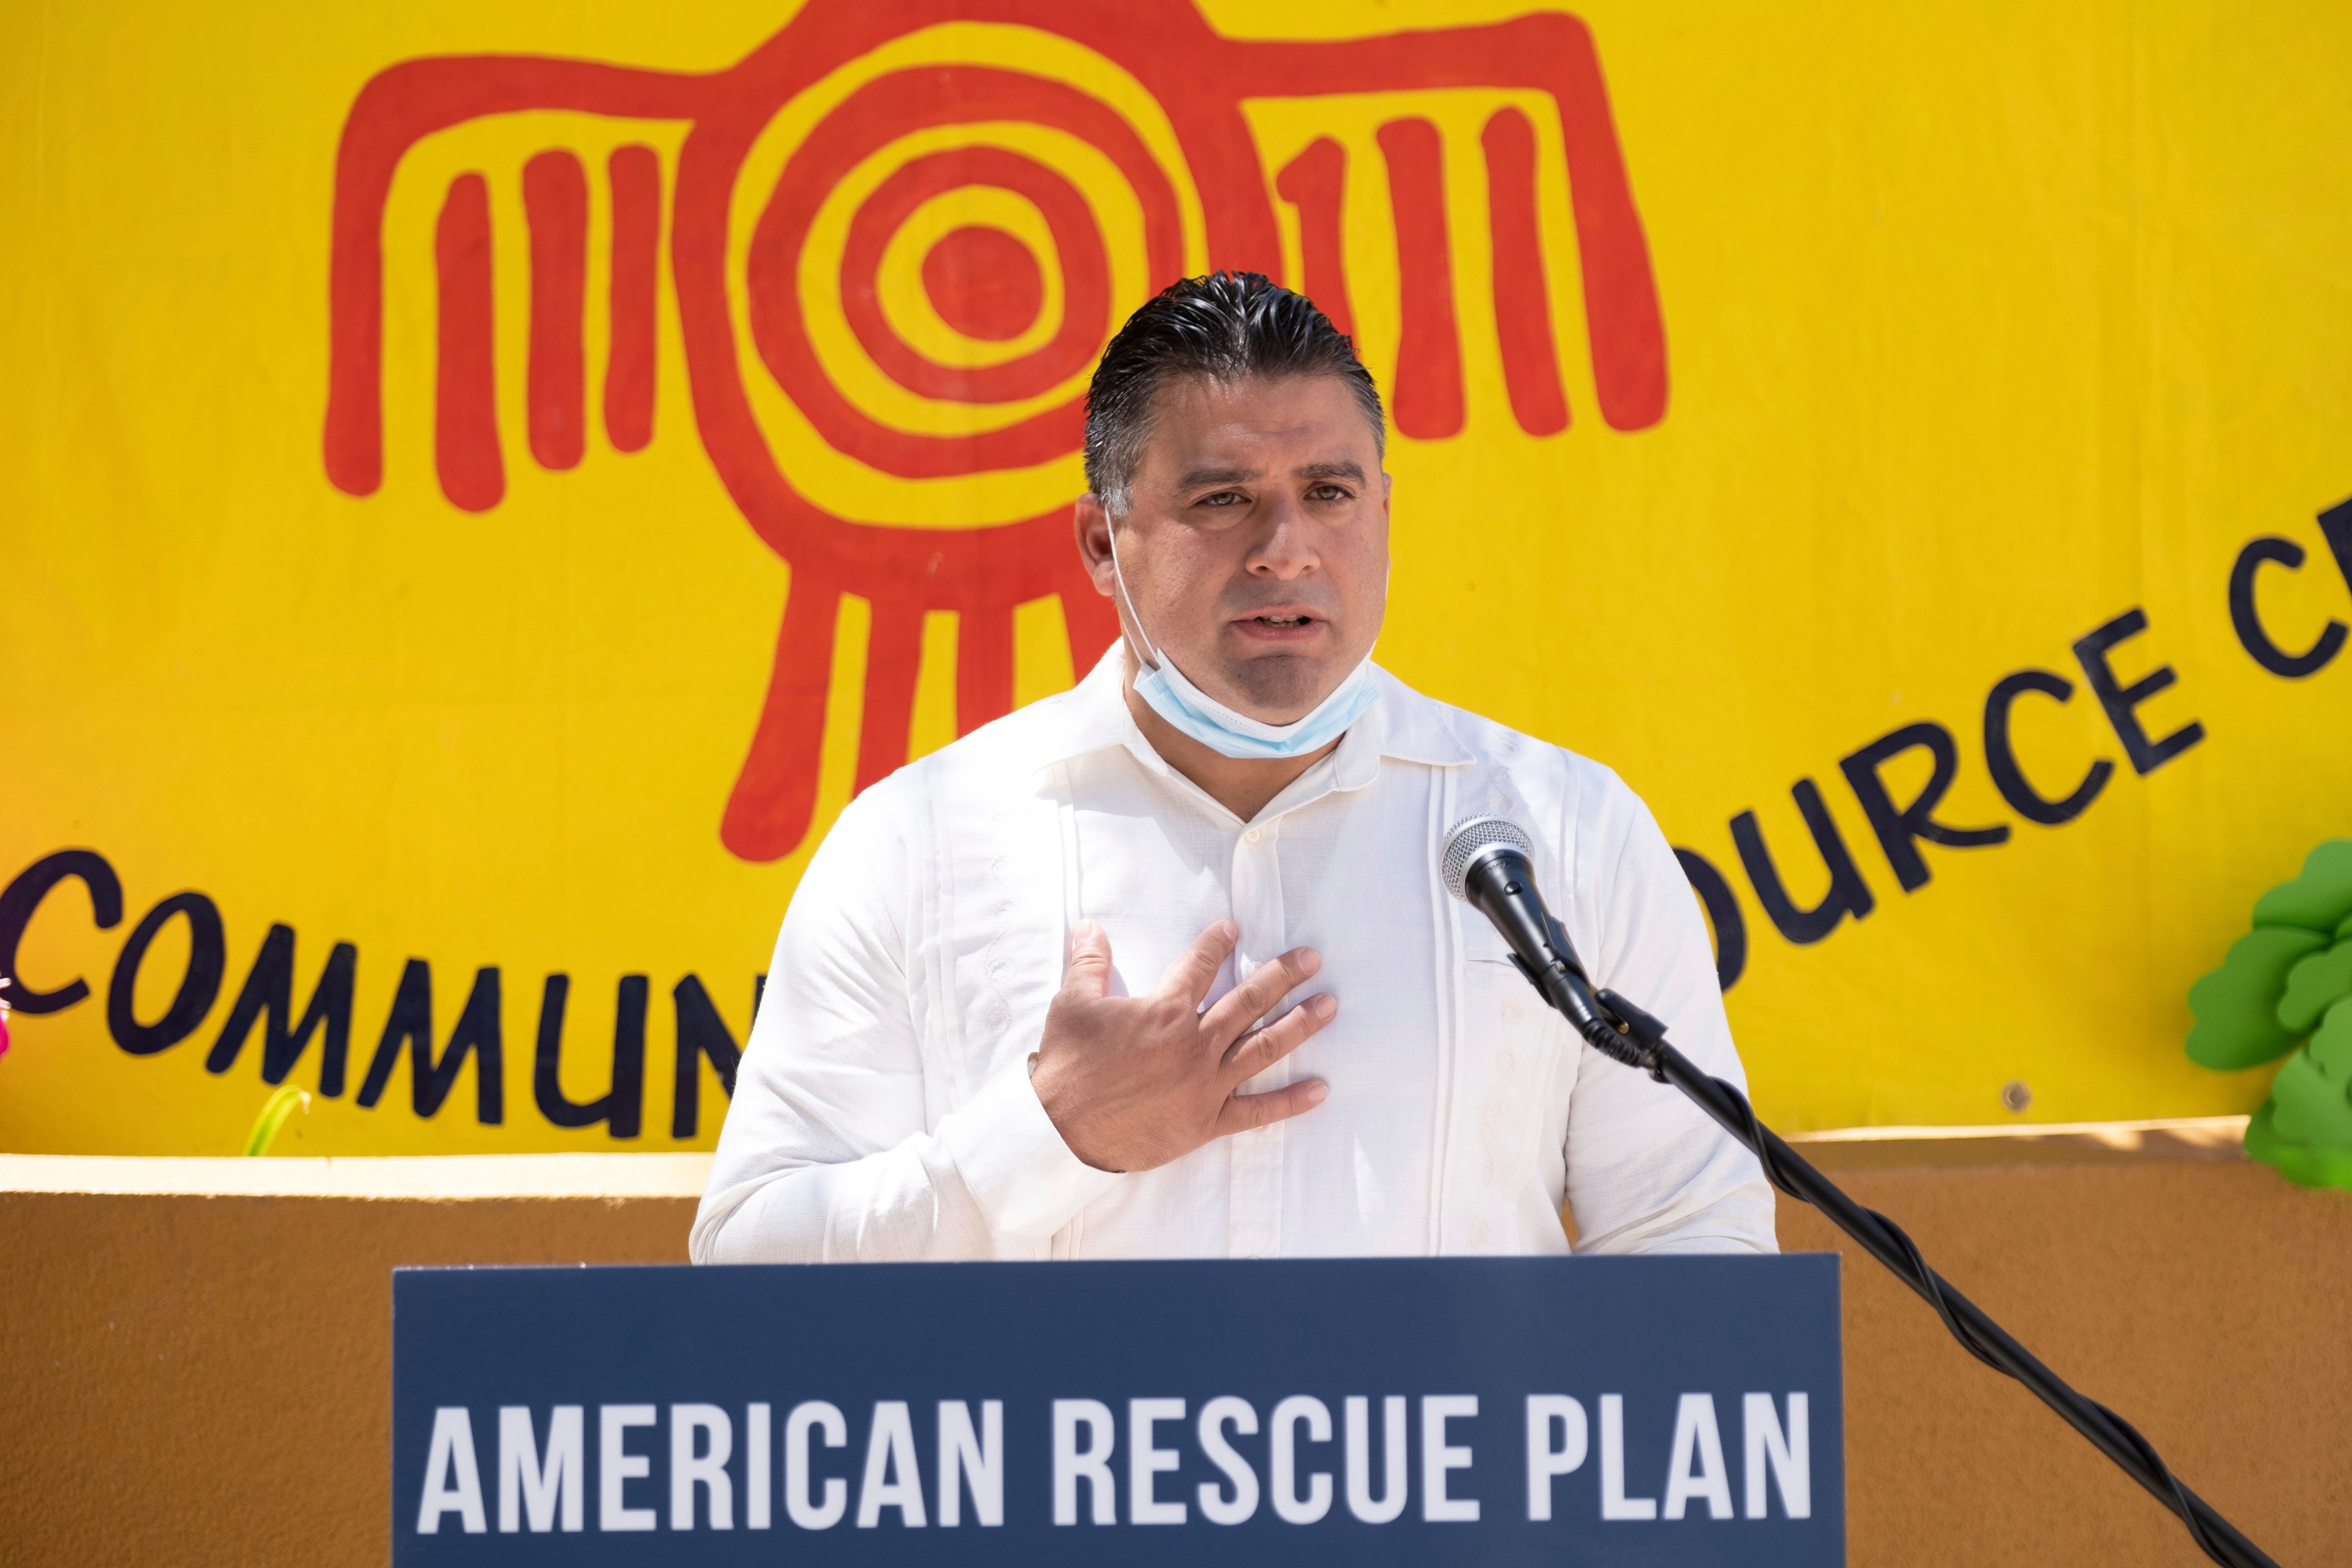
1230,608,1327,644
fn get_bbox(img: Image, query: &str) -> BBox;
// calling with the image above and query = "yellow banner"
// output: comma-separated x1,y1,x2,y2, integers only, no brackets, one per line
4,0,2348,1154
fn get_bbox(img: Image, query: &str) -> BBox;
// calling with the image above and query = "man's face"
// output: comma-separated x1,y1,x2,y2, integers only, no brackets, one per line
1081,373,1391,722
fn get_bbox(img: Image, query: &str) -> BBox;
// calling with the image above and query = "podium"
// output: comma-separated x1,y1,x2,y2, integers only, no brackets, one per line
393,1255,1842,1566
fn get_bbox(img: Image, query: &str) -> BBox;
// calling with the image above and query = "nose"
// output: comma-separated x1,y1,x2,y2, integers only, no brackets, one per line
1243,493,1318,581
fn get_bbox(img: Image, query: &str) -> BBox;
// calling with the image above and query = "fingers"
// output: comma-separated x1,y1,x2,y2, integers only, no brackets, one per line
1214,1077,1329,1138
1223,993,1336,1082
1202,944,1322,1040
1154,920,1239,1008
1060,919,1115,1003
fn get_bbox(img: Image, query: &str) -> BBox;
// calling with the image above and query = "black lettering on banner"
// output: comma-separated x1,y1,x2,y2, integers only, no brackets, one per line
356,961,505,1123
2228,536,2347,678
1982,671,2115,826
671,976,745,1139
206,924,359,1095
106,891,228,1055
1836,722,2010,893
1728,781,1875,945
532,973,647,1138
2320,496,2352,592
0,849,126,1014
2070,608,2205,775
1673,847,1748,992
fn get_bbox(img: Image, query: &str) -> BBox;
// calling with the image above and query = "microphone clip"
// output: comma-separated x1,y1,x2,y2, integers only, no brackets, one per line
1593,987,1672,1082
1506,912,1667,1078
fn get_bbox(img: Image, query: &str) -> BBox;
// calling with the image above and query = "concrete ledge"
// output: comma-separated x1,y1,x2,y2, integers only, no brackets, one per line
0,1116,2250,1199
0,1151,716,1197
1790,1114,2250,1168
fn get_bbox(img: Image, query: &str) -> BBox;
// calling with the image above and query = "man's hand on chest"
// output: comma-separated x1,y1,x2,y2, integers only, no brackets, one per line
1028,918,1335,1174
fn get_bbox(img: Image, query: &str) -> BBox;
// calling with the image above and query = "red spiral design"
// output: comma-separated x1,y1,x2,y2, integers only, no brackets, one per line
840,145,1109,405
744,64,1186,480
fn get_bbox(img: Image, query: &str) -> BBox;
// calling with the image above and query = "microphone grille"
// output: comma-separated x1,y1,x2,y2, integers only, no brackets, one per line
1440,816,1533,901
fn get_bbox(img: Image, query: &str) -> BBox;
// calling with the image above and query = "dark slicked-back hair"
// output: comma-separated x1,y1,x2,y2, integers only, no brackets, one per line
1083,271,1385,514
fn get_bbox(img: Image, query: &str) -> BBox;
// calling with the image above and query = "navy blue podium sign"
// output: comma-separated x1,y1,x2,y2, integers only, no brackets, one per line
393,1256,1841,1566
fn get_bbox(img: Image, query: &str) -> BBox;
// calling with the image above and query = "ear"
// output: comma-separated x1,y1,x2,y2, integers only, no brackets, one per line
1074,492,1118,598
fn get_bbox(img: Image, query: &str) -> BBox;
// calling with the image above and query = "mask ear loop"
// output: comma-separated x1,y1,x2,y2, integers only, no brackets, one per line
1104,516,1164,672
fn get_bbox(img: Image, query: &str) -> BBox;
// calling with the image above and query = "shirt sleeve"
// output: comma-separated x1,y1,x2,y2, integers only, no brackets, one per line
690,782,1121,1264
1557,764,1778,1256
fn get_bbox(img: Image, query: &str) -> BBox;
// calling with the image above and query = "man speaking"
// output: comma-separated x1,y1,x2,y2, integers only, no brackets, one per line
693,273,1773,1264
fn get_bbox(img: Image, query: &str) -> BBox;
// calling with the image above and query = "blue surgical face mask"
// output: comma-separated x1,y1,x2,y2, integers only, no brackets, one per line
1108,525,1381,761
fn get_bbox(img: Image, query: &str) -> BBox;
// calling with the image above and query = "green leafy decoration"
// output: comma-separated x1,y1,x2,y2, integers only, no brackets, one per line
2250,839,2352,933
2186,926,2328,1069
2243,1102,2352,1186
2279,940,2352,1034
2271,998,2352,1147
2188,840,2352,1190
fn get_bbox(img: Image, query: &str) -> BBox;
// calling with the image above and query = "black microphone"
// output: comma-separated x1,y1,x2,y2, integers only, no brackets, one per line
1438,816,1647,1069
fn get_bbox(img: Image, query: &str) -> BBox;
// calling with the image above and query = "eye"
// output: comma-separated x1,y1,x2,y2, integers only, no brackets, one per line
1306,483,1351,502
1197,490,1248,508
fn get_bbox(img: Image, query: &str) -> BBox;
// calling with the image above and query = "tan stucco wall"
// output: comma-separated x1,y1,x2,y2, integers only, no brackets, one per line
1,1133,2344,1565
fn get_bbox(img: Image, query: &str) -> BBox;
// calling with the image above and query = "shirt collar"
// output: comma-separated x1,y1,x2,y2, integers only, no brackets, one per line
1028,643,1475,788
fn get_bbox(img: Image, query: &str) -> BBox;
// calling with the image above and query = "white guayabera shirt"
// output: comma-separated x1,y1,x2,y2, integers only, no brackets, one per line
693,650,1774,1263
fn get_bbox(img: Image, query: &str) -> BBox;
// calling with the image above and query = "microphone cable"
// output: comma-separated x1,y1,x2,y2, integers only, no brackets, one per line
1594,990,2269,1568
1441,815,2278,1568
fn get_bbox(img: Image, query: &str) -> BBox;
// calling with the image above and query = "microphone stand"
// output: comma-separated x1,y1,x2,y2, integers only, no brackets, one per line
1530,965,2278,1568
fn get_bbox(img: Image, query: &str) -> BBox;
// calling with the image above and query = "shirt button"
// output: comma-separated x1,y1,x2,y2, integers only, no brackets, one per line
1243,827,1261,843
